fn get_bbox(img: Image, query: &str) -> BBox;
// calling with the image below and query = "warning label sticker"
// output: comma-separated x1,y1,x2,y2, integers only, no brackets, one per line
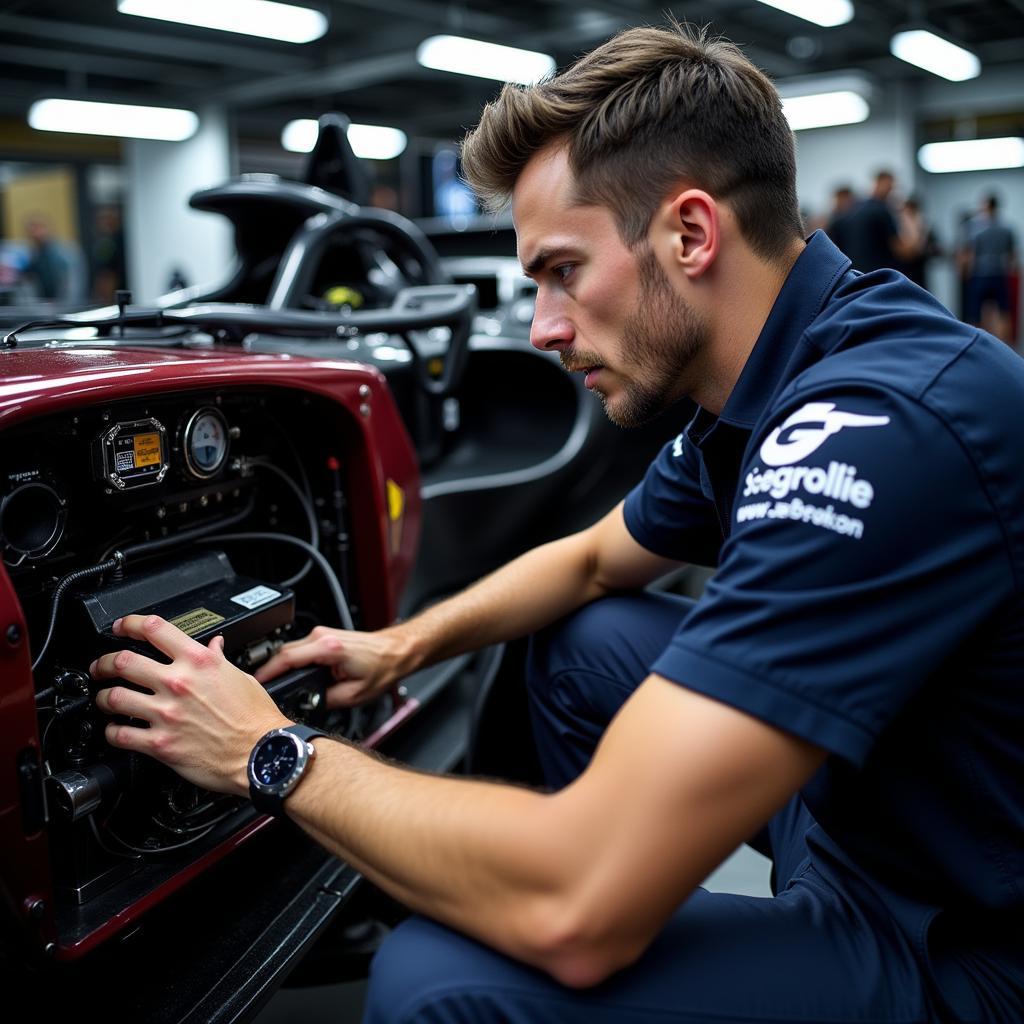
231,585,280,610
170,607,226,636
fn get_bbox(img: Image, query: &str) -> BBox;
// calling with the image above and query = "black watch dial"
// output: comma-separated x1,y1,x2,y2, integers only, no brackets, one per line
253,734,300,786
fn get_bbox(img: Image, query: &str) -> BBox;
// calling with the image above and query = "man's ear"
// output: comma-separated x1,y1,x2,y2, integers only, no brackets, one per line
654,189,720,280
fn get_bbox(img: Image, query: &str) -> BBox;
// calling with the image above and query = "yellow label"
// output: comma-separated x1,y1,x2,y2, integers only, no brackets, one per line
386,479,405,522
134,432,162,468
169,607,225,637
386,479,405,556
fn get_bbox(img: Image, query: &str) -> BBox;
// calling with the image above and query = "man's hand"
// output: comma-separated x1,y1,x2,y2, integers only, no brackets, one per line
254,625,411,707
90,614,290,796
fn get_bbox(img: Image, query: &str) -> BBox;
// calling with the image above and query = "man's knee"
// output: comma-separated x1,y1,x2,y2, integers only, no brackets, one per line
526,599,622,698
526,592,694,701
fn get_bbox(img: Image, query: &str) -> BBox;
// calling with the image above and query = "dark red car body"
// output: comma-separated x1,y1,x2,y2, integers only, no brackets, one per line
0,344,421,960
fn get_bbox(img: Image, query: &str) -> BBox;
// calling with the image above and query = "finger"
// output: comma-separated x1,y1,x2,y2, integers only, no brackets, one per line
113,614,208,665
105,720,159,756
90,648,164,693
325,679,374,708
209,635,225,654
254,633,344,683
94,685,157,722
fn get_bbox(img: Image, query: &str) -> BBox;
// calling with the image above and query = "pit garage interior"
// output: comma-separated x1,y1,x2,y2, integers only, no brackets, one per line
1,2,1023,1022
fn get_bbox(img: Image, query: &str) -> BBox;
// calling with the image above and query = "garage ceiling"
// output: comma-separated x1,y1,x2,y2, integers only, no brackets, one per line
0,0,1022,147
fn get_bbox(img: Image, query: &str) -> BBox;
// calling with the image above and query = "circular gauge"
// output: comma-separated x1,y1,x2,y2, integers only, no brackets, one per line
183,408,229,479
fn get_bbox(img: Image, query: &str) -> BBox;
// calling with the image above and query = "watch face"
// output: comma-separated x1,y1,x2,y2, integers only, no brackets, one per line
253,734,300,787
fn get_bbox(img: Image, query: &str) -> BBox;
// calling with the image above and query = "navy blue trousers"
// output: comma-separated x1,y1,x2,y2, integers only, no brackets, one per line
364,593,957,1023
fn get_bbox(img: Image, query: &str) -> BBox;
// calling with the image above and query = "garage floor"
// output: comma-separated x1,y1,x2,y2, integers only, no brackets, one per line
254,844,773,1023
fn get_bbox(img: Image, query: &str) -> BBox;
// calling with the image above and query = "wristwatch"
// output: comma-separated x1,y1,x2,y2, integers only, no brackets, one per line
247,724,328,817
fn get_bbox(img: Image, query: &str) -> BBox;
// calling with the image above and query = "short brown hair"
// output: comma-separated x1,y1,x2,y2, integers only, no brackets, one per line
461,22,803,263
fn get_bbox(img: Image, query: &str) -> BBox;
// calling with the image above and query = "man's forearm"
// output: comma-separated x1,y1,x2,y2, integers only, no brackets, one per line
393,530,605,675
287,738,577,970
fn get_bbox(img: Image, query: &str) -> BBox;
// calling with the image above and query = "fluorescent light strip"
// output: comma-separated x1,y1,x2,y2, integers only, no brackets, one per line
417,35,555,85
890,30,980,81
28,98,199,142
754,0,853,28
918,137,1024,173
117,0,327,44
781,91,869,131
282,120,408,160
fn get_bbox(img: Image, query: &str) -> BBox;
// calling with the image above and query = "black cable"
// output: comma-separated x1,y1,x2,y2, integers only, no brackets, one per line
199,531,354,630
116,495,256,563
248,460,317,586
31,557,121,672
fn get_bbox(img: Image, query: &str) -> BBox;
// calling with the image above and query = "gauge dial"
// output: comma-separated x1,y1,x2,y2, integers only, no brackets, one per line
183,408,229,479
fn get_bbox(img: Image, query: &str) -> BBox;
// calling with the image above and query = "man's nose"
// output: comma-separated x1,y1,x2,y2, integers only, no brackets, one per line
529,295,574,352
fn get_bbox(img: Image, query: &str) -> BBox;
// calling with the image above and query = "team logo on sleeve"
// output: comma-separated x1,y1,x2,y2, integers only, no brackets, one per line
759,402,889,466
736,401,890,541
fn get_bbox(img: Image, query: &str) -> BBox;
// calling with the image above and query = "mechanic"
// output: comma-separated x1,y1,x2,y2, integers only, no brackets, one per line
89,23,1024,1024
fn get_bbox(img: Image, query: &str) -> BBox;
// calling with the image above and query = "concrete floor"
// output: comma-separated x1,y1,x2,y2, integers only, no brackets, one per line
254,844,773,1023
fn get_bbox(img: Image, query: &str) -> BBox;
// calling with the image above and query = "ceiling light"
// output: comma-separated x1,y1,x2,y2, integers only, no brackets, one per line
417,35,555,85
28,98,199,142
918,137,1024,173
117,0,328,44
781,91,869,130
890,30,980,81
753,0,853,28
282,119,408,160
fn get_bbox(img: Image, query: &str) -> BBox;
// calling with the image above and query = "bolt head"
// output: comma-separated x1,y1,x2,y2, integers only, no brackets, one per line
5,623,21,645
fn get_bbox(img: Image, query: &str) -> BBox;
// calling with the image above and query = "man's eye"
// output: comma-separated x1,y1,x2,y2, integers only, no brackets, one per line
553,264,575,283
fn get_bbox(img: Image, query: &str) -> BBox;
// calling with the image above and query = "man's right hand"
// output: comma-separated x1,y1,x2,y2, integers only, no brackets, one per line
254,625,411,708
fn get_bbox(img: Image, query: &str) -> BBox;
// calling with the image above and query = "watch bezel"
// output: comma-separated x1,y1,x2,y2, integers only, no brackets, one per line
247,728,313,801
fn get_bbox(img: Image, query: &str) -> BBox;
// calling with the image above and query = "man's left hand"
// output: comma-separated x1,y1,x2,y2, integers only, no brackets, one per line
90,615,290,796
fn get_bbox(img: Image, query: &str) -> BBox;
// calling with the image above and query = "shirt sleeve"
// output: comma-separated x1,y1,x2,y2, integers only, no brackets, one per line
652,387,1013,766
623,430,723,566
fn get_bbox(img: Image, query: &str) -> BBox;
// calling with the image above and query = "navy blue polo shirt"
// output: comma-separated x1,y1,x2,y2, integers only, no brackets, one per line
624,231,1024,938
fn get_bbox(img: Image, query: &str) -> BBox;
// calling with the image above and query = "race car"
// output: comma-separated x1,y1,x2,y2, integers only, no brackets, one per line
0,117,685,1021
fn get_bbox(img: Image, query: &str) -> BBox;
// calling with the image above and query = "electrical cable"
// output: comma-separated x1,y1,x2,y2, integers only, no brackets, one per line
105,495,256,564
31,558,122,672
199,531,354,630
248,460,318,586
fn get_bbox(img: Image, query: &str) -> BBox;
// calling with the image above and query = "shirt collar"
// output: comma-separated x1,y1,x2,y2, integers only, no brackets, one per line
715,230,851,430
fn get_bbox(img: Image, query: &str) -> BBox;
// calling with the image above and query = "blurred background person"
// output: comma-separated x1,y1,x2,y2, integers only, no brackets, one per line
822,184,857,254
842,170,907,274
897,195,940,291
961,193,1018,345
90,205,126,305
23,214,85,303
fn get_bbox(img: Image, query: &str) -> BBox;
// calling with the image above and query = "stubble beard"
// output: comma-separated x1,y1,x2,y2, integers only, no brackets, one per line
598,246,709,428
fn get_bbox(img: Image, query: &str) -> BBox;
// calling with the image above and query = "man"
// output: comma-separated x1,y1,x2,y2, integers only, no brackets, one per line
962,194,1018,344
822,183,856,254
90,24,1024,1023
841,170,905,273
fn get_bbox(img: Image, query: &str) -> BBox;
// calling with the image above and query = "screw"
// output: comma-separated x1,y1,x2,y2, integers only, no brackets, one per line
359,403,370,418
28,899,45,920
6,624,21,645
359,384,371,399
